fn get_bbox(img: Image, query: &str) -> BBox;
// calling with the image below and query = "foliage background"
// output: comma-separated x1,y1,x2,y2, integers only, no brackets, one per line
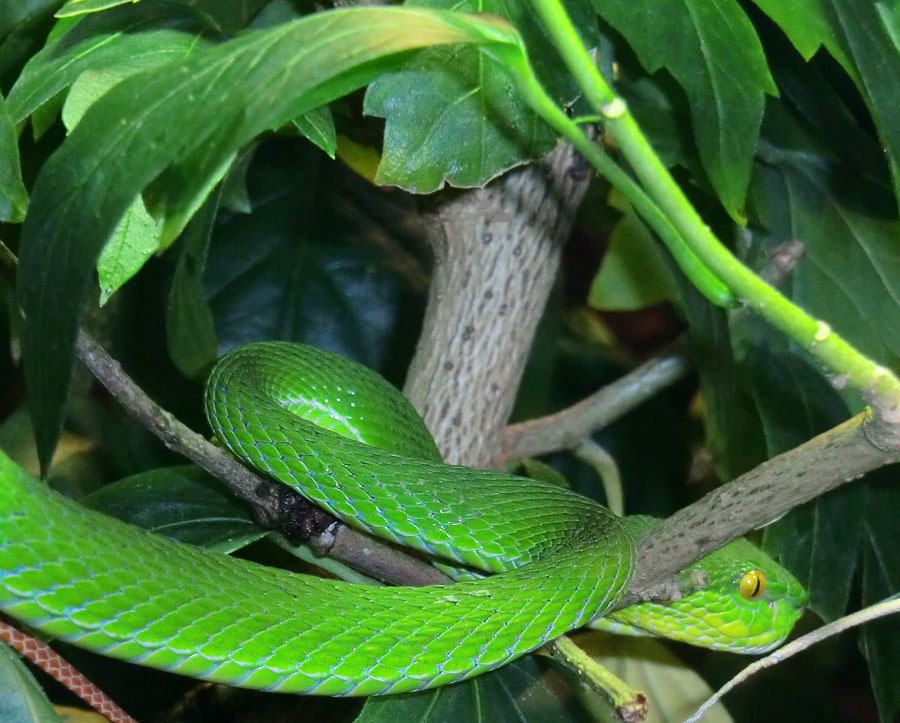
0,0,899,721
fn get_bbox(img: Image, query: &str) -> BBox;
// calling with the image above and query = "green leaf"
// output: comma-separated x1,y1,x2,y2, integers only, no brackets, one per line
6,6,213,127
0,1,63,39
55,0,137,17
592,0,777,222
60,66,133,131
750,346,858,620
0,1,66,79
356,657,584,723
677,282,768,481
82,465,265,553
749,0,852,71
292,105,337,158
517,457,570,488
860,480,900,723
16,6,523,471
588,191,678,311
218,145,255,213
0,642,62,723
749,109,900,721
752,147,900,376
0,93,28,223
97,195,162,305
206,140,424,378
828,0,900,222
166,185,220,379
364,0,599,192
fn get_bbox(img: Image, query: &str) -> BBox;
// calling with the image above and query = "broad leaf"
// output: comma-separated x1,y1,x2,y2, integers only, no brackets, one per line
575,632,733,723
0,93,27,223
0,0,66,79
751,346,857,620
7,6,212,127
860,480,900,723
166,184,221,379
356,657,584,723
749,0,852,71
364,0,599,192
83,465,264,553
16,6,523,472
827,0,900,222
292,105,337,158
755,350,900,723
749,104,900,723
97,196,162,305
592,0,777,222
205,140,425,379
752,148,900,375
0,642,61,723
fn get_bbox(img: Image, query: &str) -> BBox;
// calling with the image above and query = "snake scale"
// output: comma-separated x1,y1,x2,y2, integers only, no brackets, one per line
0,341,806,696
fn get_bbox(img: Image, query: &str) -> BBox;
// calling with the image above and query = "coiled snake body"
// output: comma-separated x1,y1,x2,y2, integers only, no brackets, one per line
0,342,806,696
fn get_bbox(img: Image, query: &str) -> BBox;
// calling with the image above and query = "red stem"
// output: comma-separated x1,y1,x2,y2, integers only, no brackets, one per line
0,619,136,723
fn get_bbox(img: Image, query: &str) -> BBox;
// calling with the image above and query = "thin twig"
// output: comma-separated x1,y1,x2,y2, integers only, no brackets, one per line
685,595,900,722
502,344,691,460
574,439,624,516
74,331,450,586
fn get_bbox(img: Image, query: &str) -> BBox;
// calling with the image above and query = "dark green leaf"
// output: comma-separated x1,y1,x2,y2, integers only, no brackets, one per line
752,147,900,376
0,0,65,80
206,140,425,377
82,465,265,552
364,0,599,192
677,281,768,481
16,6,520,471
0,0,63,40
517,457,570,488
828,0,900,221
0,642,61,723
166,185,221,379
750,346,858,620
356,657,583,723
218,145,255,214
6,6,213,126
0,93,27,223
750,108,900,720
749,0,852,70
592,0,776,221
860,479,900,723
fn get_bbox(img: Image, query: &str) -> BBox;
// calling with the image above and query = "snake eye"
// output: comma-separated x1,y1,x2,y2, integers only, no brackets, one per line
738,569,767,600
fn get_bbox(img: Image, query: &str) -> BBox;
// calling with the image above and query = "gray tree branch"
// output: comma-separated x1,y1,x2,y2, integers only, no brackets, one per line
404,140,593,468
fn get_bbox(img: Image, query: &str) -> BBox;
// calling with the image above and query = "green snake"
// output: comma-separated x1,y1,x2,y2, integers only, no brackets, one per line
0,341,806,696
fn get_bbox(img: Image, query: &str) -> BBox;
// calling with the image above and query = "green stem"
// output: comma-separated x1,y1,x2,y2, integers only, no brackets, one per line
515,0,900,415
481,46,734,308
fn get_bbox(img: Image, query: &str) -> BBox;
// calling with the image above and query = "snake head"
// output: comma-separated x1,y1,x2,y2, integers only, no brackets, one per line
591,536,808,653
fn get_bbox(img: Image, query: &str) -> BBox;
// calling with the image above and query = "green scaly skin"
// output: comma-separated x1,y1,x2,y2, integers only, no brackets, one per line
0,342,805,696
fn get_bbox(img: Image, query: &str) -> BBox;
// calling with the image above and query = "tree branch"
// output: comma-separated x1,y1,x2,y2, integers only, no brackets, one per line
1,239,447,588
621,411,900,606
75,330,448,586
501,343,691,460
404,139,593,468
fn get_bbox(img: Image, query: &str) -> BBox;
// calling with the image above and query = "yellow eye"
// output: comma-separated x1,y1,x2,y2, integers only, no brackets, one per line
738,569,767,600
